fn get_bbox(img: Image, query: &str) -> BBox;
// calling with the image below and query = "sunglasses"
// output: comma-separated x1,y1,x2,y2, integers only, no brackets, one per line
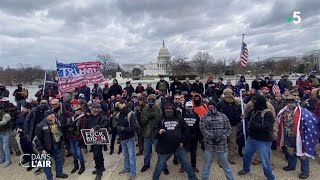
75,108,81,111
40,103,47,105
175,98,181,100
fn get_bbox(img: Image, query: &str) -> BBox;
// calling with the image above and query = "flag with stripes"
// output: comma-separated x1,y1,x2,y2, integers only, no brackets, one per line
240,42,248,67
56,61,105,92
272,84,280,95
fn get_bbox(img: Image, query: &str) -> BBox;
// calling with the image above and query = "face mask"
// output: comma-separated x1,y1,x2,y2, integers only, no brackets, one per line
224,96,234,103
40,105,47,110
209,107,217,115
196,80,199,83
165,110,174,118
148,99,155,107
186,108,193,115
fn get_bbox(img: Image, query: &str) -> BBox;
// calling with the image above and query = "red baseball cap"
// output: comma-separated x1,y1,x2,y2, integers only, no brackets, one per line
70,99,80,104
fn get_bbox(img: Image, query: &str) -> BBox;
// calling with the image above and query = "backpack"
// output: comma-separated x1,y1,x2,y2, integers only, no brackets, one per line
116,111,136,127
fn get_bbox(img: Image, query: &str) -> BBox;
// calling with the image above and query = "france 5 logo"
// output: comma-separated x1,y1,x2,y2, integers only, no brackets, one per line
288,11,301,24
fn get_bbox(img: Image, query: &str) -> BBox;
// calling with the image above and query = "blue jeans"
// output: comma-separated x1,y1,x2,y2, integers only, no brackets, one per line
242,137,275,180
153,147,197,180
121,137,136,176
16,99,26,111
43,143,64,180
0,131,10,163
202,150,234,180
69,140,84,163
285,136,309,176
143,138,167,169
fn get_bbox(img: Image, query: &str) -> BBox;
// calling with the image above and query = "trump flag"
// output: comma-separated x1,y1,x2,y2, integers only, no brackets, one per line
56,61,105,92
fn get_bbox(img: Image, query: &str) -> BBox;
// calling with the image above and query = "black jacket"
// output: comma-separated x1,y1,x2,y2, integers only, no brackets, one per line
170,81,183,95
251,79,266,90
155,115,190,154
35,119,62,152
192,82,204,94
109,84,123,97
124,86,135,97
24,105,50,141
216,100,241,126
87,111,109,130
182,82,193,95
182,110,200,142
246,110,274,141
117,108,137,140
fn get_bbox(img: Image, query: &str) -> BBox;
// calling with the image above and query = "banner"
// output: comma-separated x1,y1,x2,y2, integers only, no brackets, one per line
56,61,105,92
81,128,110,145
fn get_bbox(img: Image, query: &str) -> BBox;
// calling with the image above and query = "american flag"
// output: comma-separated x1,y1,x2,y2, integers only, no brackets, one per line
300,108,320,158
272,84,280,95
278,106,320,158
240,42,248,67
56,61,105,92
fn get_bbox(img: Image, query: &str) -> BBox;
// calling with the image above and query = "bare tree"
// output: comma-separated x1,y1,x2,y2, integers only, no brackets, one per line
97,53,120,78
169,55,194,75
191,52,213,79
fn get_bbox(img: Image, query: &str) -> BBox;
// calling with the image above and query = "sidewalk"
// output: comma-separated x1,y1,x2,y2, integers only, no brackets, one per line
77,150,122,180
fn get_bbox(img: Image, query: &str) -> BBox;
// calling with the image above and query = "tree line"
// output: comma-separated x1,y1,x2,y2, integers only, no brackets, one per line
0,53,317,85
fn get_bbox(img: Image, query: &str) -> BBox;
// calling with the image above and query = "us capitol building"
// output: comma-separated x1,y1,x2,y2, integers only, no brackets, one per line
122,40,171,76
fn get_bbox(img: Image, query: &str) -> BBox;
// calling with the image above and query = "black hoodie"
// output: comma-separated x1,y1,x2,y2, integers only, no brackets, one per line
109,81,123,97
246,95,274,141
155,113,189,154
182,109,200,142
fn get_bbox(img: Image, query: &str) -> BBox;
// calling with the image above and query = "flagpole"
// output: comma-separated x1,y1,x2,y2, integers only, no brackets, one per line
240,89,247,146
41,71,47,100
240,34,245,68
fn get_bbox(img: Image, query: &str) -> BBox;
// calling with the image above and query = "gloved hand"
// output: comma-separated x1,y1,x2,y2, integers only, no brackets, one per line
117,126,125,132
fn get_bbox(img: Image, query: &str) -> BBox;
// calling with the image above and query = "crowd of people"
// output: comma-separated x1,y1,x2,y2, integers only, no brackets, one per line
0,73,320,180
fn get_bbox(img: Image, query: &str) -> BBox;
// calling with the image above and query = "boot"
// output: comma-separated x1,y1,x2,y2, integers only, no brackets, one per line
78,161,85,175
71,160,79,174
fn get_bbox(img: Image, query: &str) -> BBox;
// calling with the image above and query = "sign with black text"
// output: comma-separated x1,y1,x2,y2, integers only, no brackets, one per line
81,128,110,145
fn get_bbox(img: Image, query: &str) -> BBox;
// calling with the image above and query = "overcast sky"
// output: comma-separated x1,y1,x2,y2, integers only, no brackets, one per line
0,0,319,69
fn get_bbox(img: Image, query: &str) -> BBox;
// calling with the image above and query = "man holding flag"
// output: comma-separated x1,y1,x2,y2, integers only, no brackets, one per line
277,95,320,179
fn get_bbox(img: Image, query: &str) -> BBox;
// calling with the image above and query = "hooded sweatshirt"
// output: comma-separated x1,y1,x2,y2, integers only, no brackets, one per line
246,95,275,141
192,93,208,118
182,109,200,141
155,112,189,154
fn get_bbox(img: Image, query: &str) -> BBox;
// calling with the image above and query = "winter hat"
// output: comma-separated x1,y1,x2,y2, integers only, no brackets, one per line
186,101,193,107
23,103,32,110
164,102,174,109
44,109,55,118
119,99,127,104
91,103,101,109
223,88,233,94
50,99,60,105
208,100,217,107
147,94,156,100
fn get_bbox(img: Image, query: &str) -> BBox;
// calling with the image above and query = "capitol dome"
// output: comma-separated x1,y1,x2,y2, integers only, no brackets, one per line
158,40,171,58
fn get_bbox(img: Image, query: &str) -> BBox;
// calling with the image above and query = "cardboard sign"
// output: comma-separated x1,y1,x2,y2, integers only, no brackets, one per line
81,128,110,145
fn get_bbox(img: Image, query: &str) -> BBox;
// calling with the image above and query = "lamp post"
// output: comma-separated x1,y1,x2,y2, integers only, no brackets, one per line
306,61,310,74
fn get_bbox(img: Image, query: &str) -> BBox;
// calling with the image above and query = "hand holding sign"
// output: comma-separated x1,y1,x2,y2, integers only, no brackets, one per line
81,128,110,145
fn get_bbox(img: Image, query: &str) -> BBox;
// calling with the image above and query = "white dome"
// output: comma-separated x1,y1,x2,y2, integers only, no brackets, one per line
158,40,171,58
